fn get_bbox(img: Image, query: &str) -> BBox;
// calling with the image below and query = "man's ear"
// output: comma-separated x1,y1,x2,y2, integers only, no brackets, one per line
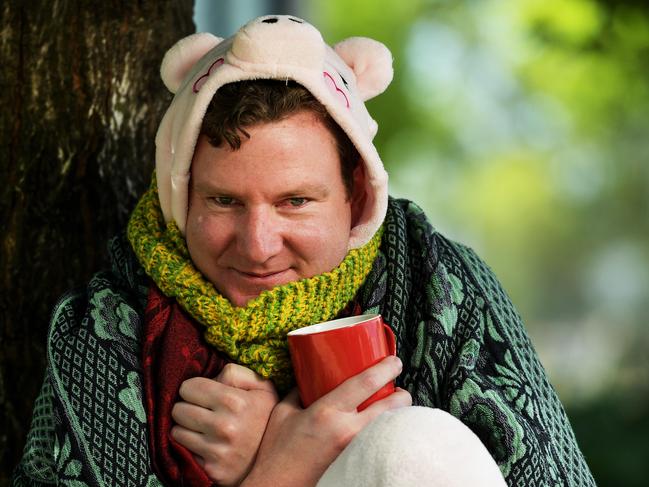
350,162,367,227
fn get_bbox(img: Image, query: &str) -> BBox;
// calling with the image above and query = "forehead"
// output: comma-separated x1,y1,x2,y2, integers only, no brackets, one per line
191,112,345,191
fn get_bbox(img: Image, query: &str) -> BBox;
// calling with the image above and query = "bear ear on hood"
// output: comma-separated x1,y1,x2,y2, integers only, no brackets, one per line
333,37,393,101
160,32,224,93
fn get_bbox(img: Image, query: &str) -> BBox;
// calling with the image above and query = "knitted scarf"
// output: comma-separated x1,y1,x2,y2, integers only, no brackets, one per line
127,177,382,391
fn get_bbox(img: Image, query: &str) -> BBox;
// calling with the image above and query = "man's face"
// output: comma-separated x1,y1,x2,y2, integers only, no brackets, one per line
186,111,359,307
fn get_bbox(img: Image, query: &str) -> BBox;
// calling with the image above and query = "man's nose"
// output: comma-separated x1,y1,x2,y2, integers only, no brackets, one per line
237,206,283,264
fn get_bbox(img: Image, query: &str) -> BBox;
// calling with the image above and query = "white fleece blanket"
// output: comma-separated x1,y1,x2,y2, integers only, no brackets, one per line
317,406,507,487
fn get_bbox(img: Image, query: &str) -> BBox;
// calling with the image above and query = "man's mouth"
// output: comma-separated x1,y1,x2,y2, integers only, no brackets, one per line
232,268,293,286
240,271,283,278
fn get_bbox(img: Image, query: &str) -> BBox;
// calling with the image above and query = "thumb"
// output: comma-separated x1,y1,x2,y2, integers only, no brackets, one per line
215,363,277,395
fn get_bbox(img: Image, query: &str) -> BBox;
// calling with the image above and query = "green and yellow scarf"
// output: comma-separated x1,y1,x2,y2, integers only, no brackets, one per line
127,177,381,390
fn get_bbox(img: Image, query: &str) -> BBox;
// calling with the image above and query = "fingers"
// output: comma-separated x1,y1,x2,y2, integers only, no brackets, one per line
193,453,206,468
216,363,278,395
172,400,217,433
178,377,229,409
171,424,213,459
318,355,403,412
172,398,243,442
179,365,278,412
360,387,412,420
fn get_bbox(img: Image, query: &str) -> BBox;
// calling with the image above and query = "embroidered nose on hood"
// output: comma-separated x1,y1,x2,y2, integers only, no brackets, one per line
155,14,393,250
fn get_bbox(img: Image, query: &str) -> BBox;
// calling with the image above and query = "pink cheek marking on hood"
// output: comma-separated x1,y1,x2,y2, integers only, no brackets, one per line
323,71,350,108
193,58,225,93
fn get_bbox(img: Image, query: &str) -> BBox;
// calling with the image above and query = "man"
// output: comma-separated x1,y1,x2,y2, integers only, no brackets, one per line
13,15,595,487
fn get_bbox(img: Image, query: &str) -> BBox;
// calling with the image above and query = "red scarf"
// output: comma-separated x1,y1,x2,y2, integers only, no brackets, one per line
142,285,227,486
141,285,362,485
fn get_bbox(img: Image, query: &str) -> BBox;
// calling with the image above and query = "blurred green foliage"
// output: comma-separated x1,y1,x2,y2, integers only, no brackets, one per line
315,0,648,484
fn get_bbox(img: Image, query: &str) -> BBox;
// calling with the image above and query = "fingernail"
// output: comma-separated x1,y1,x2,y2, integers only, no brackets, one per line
394,356,402,370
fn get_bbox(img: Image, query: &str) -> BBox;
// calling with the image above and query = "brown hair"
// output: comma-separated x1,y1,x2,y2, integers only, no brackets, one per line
200,80,360,197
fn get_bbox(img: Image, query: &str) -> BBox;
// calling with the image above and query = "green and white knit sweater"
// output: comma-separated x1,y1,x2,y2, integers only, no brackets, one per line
11,198,595,486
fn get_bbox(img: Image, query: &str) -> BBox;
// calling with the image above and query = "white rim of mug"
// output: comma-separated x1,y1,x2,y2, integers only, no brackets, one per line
287,313,381,336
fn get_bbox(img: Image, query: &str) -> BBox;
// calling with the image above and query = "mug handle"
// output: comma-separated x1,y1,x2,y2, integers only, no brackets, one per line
383,322,397,356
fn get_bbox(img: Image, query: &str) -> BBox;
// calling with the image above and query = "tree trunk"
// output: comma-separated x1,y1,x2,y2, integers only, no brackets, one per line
0,1,194,481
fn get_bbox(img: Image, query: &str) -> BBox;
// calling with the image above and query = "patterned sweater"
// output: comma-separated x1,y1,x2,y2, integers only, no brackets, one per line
12,198,596,486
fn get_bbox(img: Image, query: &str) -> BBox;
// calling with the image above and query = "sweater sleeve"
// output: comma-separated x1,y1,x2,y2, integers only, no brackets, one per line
438,239,596,486
11,374,57,486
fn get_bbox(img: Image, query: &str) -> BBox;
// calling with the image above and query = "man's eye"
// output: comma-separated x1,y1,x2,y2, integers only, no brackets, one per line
287,197,307,207
211,196,235,206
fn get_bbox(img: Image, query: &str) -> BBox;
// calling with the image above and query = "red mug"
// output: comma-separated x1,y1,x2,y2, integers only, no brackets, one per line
287,313,397,411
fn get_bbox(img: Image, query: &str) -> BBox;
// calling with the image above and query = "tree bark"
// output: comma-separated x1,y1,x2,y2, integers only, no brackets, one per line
0,1,194,481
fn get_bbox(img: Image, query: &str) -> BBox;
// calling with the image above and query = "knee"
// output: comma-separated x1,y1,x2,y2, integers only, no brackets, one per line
374,406,489,456
370,407,506,485
318,407,506,487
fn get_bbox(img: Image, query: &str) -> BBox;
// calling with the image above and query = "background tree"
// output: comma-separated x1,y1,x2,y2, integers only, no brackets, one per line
0,1,194,482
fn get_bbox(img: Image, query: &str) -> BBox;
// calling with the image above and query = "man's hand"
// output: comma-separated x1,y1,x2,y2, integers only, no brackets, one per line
171,364,279,486
241,355,412,487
